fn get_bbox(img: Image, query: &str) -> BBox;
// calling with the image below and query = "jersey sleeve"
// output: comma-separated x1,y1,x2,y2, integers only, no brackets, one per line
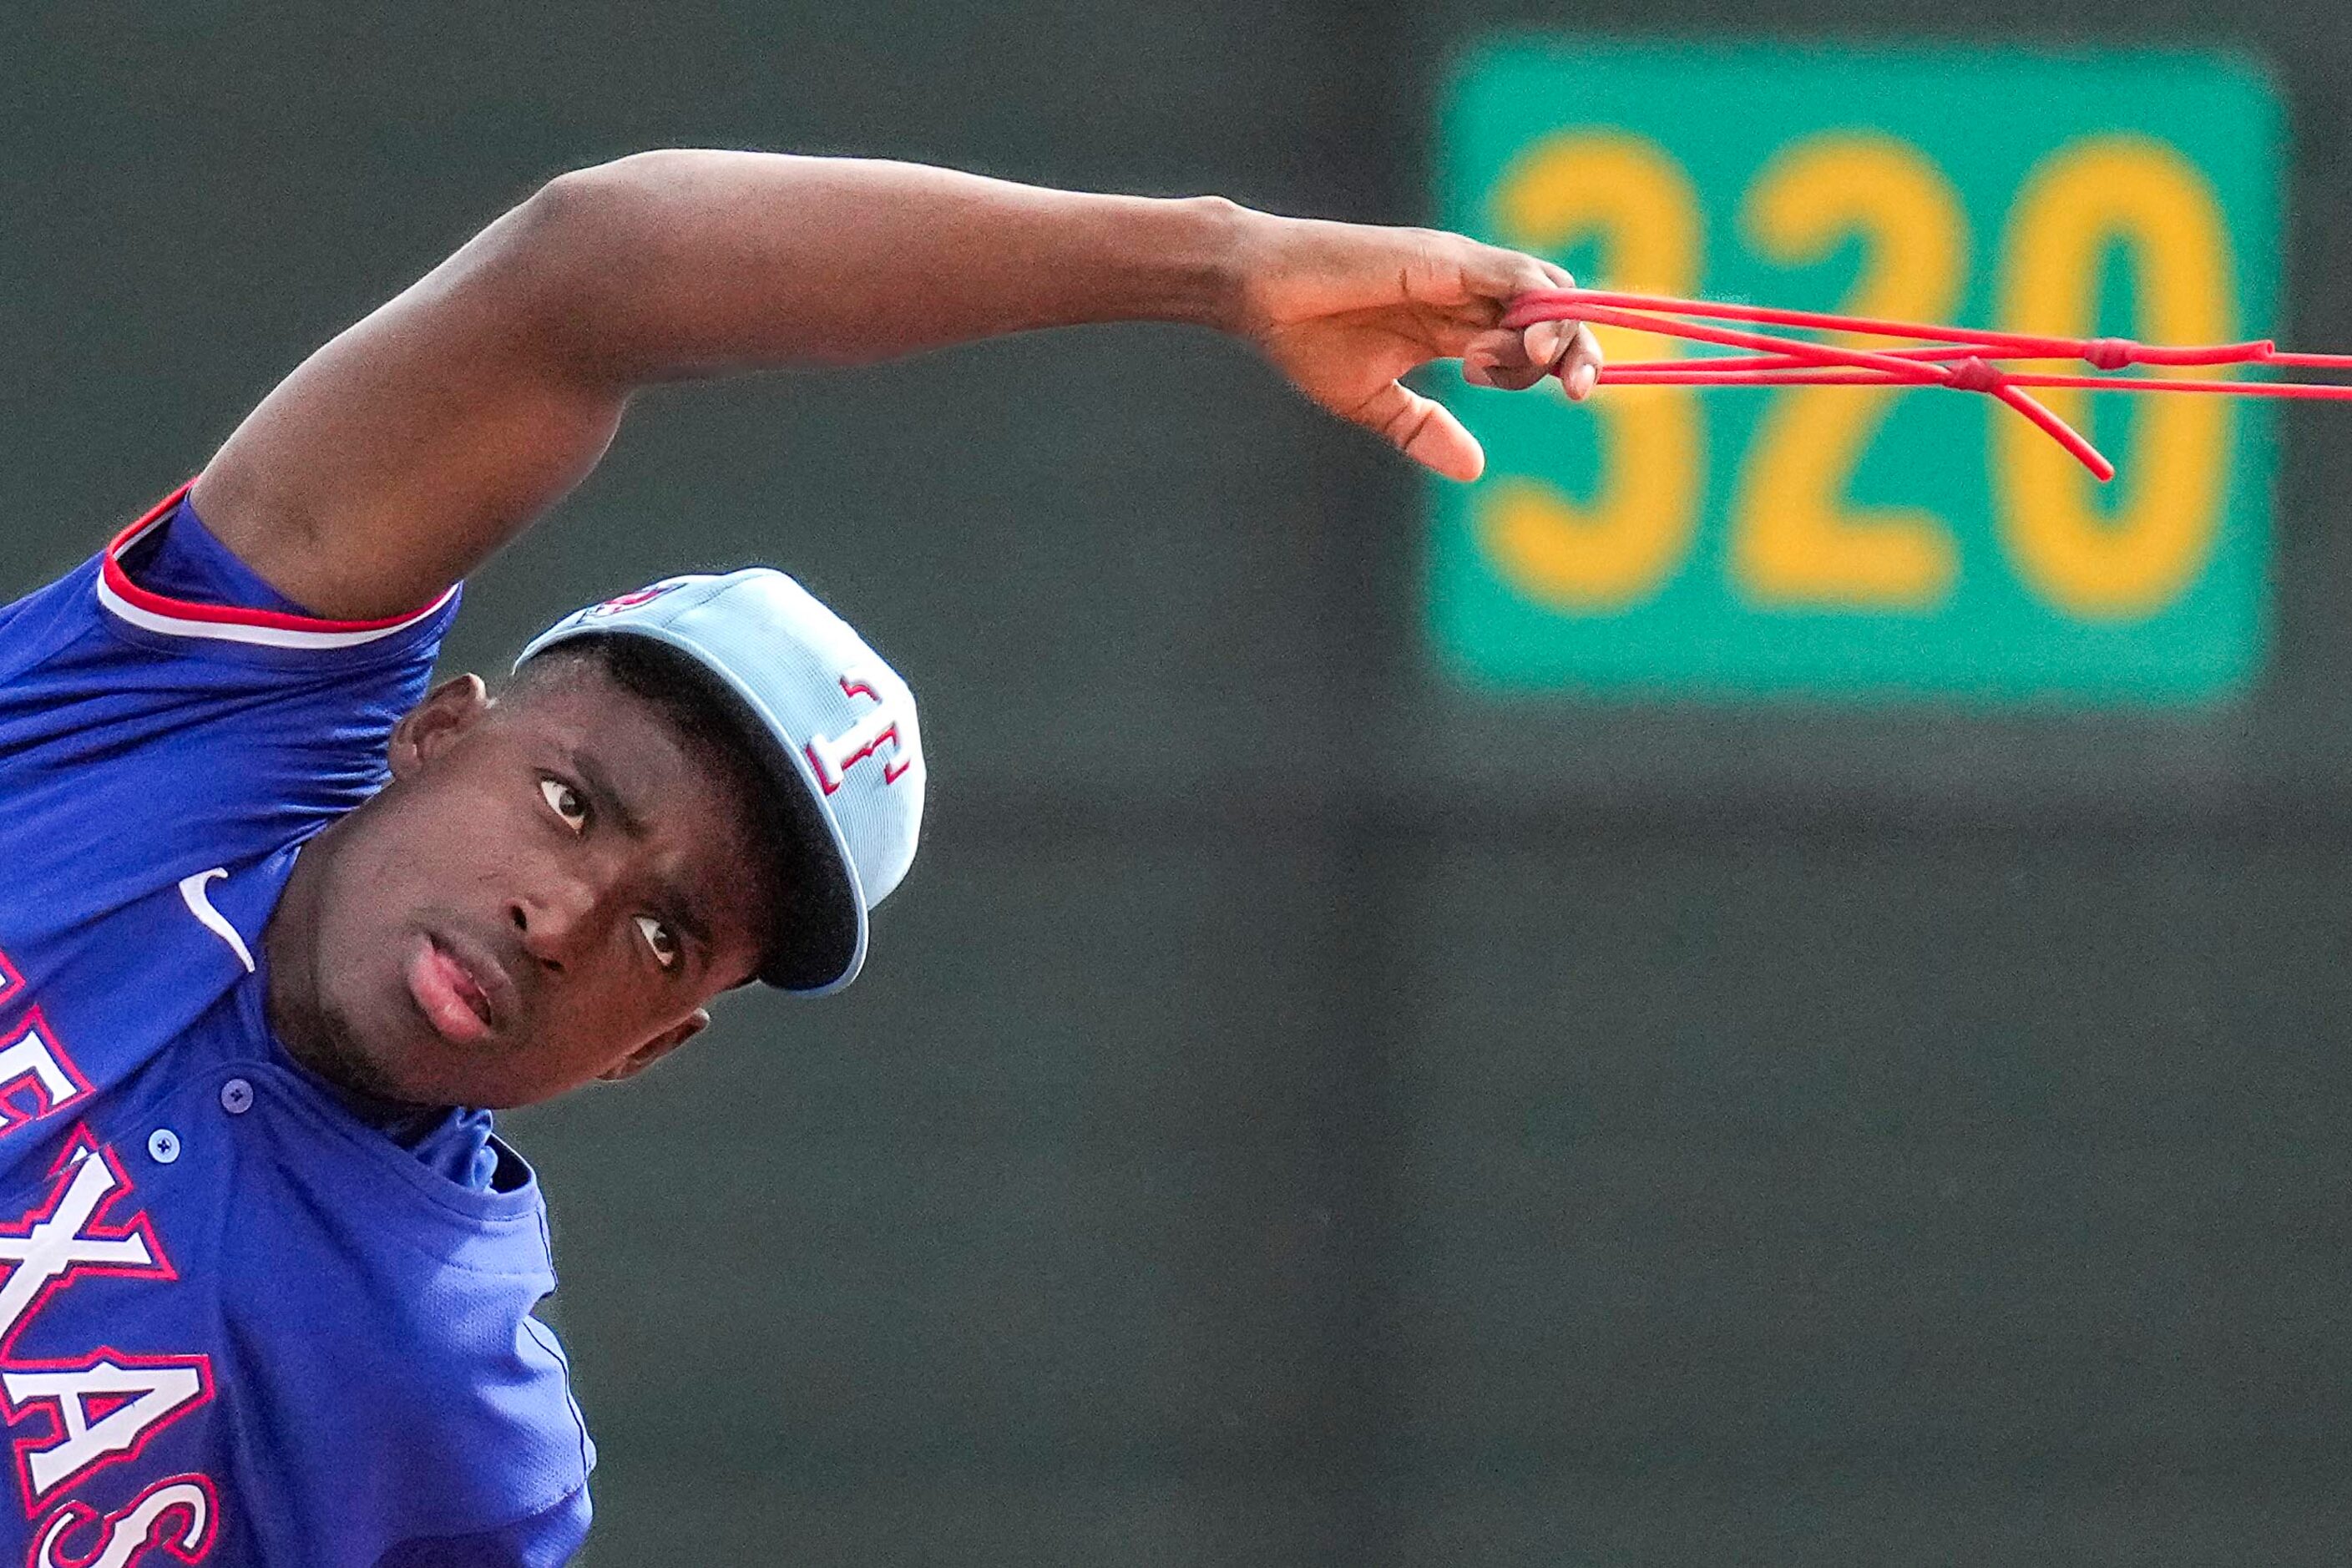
0,482,459,887
370,1485,591,1568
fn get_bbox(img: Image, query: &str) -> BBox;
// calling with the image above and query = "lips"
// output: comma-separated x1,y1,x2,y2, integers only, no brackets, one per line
404,933,509,1045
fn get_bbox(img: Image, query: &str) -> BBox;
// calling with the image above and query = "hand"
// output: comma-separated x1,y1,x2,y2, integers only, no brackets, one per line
1224,209,1603,482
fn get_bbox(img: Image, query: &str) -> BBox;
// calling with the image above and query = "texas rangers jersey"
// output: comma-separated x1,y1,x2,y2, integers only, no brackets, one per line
0,486,594,1565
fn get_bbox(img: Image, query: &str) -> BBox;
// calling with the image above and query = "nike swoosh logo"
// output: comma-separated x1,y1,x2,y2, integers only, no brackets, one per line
178,868,256,974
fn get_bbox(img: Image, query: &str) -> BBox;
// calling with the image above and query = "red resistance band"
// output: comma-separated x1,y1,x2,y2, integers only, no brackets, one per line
1501,288,2352,483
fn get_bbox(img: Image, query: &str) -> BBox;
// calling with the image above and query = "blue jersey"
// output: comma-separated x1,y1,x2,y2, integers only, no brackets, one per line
0,487,594,1565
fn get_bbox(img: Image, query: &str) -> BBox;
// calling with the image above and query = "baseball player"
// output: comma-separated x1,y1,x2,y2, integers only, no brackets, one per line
0,151,1599,1564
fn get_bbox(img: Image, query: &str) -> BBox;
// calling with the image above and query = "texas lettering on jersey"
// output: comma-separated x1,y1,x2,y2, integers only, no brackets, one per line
0,954,216,1565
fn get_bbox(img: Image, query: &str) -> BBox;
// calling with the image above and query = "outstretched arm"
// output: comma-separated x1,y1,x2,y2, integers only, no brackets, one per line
193,149,1600,620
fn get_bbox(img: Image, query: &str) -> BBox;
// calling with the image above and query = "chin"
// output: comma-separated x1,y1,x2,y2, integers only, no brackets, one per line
308,1006,431,1105
298,954,443,1105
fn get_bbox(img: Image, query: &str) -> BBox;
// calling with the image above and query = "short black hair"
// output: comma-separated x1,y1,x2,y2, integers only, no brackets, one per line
513,634,826,989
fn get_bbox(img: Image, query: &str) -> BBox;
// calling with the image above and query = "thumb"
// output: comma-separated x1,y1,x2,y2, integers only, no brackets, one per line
1350,380,1485,483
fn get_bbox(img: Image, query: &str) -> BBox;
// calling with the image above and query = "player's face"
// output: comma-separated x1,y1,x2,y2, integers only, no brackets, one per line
266,665,775,1110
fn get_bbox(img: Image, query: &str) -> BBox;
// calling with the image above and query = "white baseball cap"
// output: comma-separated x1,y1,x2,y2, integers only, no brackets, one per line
517,569,925,994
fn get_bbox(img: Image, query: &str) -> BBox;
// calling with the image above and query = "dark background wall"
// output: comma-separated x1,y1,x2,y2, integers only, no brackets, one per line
7,4,2351,1563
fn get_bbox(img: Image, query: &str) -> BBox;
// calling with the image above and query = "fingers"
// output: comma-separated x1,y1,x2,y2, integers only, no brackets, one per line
1463,326,1554,392
1463,317,1605,399
1352,379,1485,483
1555,321,1603,400
1451,235,1563,309
1446,239,1603,401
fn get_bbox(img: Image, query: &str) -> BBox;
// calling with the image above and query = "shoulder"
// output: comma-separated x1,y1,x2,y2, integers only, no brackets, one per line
240,1222,594,1554
208,1075,593,1539
94,482,459,670
0,487,464,849
371,1483,592,1568
378,1293,594,1551
1,483,458,688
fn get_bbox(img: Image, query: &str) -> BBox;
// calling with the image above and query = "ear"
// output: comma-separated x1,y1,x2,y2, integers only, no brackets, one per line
387,674,491,781
597,1009,710,1085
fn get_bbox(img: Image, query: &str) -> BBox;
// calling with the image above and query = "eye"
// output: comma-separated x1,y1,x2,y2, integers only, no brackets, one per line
635,914,680,969
539,777,589,833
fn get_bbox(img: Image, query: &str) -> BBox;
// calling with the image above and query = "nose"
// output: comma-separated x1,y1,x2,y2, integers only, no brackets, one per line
508,868,609,974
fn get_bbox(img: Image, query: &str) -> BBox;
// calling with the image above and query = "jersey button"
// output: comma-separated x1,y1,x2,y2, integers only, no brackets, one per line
147,1128,181,1164
219,1078,255,1115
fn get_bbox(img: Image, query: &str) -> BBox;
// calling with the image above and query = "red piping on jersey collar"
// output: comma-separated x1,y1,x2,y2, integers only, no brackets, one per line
100,481,453,638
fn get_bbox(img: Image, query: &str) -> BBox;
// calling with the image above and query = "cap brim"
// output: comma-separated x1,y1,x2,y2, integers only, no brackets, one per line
521,624,867,994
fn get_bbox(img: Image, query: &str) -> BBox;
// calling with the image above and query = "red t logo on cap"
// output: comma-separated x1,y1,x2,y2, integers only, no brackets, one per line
805,673,913,795
584,581,686,617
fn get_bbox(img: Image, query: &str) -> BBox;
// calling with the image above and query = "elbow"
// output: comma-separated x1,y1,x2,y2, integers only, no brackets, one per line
480,155,698,369
503,149,740,288
506,154,679,267
529,151,698,221
524,149,754,242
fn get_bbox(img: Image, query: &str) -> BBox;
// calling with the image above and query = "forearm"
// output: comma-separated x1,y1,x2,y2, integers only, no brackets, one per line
524,149,1251,381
